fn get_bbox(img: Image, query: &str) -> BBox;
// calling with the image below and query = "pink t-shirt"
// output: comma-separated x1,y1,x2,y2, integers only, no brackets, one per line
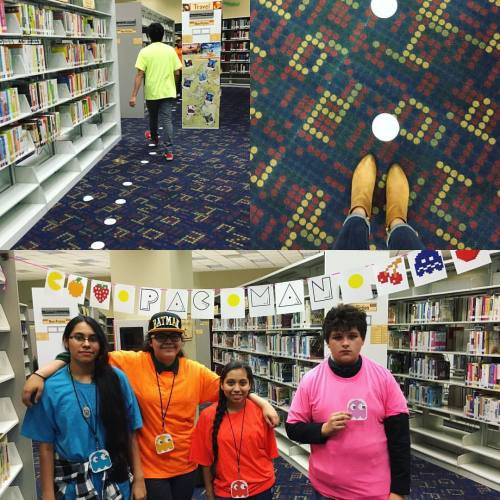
287,356,408,499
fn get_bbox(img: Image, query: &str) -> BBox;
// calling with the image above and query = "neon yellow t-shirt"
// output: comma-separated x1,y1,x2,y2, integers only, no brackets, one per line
135,42,182,100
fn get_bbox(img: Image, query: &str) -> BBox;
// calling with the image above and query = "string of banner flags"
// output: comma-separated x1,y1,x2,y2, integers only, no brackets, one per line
20,250,494,320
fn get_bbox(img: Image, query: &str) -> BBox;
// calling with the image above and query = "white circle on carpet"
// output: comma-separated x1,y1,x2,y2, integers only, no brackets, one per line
149,151,157,155
140,160,149,164
372,113,400,141
122,181,133,186
115,199,126,205
83,195,94,202
104,218,117,225
90,241,105,249
148,144,156,147
159,127,163,130
371,0,397,18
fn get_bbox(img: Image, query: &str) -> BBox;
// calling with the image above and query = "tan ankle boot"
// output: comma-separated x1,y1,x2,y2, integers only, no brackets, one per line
386,163,409,230
349,154,377,218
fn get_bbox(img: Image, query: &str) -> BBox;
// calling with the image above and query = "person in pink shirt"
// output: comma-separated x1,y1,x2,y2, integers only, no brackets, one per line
286,305,410,500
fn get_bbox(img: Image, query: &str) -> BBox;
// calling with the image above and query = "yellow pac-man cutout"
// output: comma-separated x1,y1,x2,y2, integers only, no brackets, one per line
47,271,64,291
227,294,241,307
348,274,364,289
118,290,129,302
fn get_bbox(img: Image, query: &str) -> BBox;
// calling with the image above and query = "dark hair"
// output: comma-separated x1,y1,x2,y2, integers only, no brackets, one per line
63,316,131,482
211,361,254,469
148,22,164,42
323,305,367,342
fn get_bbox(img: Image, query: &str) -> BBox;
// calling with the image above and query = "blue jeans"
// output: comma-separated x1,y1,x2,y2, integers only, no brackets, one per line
333,214,425,250
146,97,175,152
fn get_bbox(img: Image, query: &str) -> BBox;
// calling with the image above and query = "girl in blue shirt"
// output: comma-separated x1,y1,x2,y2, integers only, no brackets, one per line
22,315,145,500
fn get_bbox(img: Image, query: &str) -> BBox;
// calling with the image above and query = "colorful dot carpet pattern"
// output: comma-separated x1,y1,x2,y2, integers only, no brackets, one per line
15,88,250,249
250,0,499,250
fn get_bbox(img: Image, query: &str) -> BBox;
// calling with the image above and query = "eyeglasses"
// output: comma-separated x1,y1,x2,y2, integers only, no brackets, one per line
152,333,182,343
69,334,100,344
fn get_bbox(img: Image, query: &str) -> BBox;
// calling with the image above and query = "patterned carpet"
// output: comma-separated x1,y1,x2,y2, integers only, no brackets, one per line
250,0,499,249
15,88,250,249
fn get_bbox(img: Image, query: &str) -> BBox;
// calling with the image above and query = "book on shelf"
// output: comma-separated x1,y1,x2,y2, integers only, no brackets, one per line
8,43,46,74
269,385,292,406
0,1,6,34
292,364,312,385
24,111,61,147
468,329,500,355
270,360,293,382
5,3,54,35
0,124,30,165
0,87,20,122
448,385,467,410
0,434,10,486
18,78,59,111
409,354,450,380
468,295,500,321
409,329,447,351
408,381,443,407
464,391,500,424
466,362,500,388
0,45,13,78
388,352,411,374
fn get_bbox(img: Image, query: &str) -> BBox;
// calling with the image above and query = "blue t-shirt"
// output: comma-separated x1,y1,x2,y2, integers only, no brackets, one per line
22,366,142,499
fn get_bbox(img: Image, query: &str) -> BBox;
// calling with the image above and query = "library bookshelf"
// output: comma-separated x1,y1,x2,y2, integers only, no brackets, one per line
221,16,249,87
388,254,500,490
0,0,121,248
0,253,36,499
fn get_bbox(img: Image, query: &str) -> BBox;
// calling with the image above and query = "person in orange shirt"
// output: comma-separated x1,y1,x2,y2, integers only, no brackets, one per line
23,312,279,500
190,361,278,500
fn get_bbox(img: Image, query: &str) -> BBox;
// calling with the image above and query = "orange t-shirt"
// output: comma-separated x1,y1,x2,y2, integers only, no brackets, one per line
109,351,219,478
175,46,182,62
189,399,278,497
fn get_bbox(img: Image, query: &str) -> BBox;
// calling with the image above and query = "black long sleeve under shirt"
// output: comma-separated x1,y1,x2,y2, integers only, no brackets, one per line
285,356,410,495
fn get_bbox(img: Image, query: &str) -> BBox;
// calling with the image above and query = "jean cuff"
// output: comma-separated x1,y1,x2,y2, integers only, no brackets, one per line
386,222,419,245
344,213,371,236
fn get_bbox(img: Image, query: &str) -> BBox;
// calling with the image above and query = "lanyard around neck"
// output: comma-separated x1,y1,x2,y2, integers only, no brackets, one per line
226,401,246,477
155,370,176,433
68,365,101,449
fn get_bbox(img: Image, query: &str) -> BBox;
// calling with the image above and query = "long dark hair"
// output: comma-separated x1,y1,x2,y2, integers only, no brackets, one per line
211,361,254,469
63,315,130,482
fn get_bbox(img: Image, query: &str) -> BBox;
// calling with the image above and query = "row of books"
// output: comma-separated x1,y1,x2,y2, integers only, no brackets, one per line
0,124,29,166
0,435,10,486
409,329,447,351
5,3,54,35
467,329,500,355
466,362,500,388
222,19,249,30
267,334,323,359
24,111,60,147
222,42,249,52
52,42,105,65
464,392,500,424
222,54,249,62
61,94,95,126
270,360,294,383
408,382,443,407
222,30,249,40
409,355,451,380
22,78,59,111
53,10,107,37
59,67,109,95
249,355,270,377
269,384,292,407
221,63,249,74
389,327,470,352
0,44,46,79
390,294,500,324
0,87,21,122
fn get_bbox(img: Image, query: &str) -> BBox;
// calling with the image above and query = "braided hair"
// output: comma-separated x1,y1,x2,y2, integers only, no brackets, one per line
211,361,254,470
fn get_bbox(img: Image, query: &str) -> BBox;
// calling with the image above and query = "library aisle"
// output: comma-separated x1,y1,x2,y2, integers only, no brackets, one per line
0,0,250,249
2,249,500,499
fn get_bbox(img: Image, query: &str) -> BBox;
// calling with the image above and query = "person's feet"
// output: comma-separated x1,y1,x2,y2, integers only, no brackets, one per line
386,163,409,231
164,152,174,161
145,130,159,146
349,153,377,218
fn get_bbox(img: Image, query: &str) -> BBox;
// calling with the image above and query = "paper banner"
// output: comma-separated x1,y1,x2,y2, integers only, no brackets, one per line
248,284,275,317
408,250,447,287
89,280,111,310
113,284,136,314
275,280,305,315
138,287,162,316
339,267,373,303
308,274,339,311
45,269,65,294
373,256,410,296
165,289,189,319
65,274,88,304
191,289,215,319
221,288,245,319
451,250,491,275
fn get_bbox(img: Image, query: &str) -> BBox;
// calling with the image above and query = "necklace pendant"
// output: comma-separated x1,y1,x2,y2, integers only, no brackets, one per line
230,479,248,498
83,406,92,419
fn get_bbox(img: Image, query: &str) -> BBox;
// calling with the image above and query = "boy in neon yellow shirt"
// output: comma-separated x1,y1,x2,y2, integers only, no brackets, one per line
129,23,182,161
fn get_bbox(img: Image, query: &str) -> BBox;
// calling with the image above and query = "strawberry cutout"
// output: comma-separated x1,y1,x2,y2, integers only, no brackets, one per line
456,250,480,262
93,284,109,303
